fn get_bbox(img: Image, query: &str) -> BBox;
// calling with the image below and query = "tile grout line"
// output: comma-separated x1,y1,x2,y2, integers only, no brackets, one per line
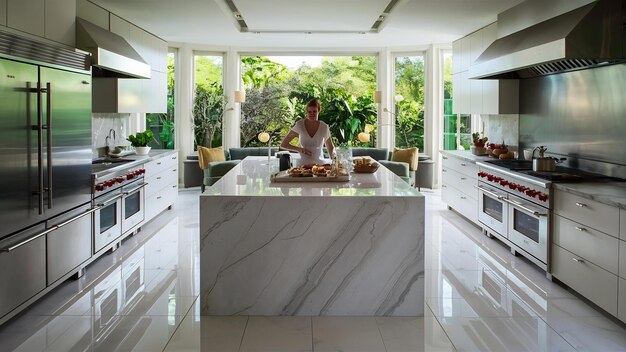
160,295,200,352
373,316,390,352
424,300,459,352
237,316,250,352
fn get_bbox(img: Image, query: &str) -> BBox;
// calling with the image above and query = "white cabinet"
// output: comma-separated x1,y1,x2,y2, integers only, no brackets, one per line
452,22,519,115
76,0,109,30
0,0,7,27
7,0,45,37
552,244,618,315
441,152,479,225
144,152,178,223
5,0,78,46
552,189,624,320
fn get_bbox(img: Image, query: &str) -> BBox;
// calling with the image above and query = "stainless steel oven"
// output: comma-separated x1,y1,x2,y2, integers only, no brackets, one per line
92,167,146,254
504,194,549,264
121,180,146,234
477,183,508,237
94,191,123,253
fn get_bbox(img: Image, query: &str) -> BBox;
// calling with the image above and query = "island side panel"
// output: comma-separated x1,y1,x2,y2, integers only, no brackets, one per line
199,195,425,316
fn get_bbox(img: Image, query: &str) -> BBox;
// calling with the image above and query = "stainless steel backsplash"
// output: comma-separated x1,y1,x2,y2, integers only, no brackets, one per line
519,63,626,179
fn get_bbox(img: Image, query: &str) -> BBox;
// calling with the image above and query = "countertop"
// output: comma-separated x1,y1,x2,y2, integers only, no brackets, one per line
553,182,626,209
92,149,177,177
440,150,491,163
202,156,422,197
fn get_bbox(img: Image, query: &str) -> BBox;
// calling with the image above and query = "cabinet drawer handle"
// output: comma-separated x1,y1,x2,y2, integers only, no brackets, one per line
443,156,448,159
575,226,586,232
460,177,467,180
575,202,586,208
157,177,161,180
442,185,447,188
157,196,162,199
572,257,585,264
442,169,447,172
157,162,162,165
461,163,466,166
460,196,467,199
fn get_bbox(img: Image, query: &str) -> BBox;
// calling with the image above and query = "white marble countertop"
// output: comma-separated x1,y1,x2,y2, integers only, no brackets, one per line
440,150,492,163
92,149,177,177
553,182,626,209
202,157,422,197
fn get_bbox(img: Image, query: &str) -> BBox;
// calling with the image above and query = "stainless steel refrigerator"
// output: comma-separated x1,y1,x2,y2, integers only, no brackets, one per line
0,32,94,322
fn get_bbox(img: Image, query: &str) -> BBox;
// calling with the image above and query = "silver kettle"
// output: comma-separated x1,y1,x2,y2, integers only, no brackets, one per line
532,146,565,172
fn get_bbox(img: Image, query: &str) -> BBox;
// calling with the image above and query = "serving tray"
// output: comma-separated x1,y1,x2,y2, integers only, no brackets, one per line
270,170,350,182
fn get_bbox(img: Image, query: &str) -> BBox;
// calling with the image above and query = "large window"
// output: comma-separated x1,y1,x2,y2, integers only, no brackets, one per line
442,51,471,150
146,51,176,149
193,53,224,149
239,55,377,148
393,55,425,150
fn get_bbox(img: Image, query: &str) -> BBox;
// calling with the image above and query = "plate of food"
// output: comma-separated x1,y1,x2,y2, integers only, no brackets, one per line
352,158,379,173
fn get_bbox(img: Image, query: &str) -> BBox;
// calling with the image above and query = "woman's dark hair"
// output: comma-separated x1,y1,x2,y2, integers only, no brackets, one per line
306,98,321,112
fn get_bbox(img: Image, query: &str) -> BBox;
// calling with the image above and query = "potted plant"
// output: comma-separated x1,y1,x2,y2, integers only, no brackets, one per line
127,130,154,155
471,132,488,155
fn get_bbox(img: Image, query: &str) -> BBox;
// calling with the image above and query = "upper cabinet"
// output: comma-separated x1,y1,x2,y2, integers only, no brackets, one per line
76,0,108,30
5,0,75,47
0,0,7,27
452,23,519,115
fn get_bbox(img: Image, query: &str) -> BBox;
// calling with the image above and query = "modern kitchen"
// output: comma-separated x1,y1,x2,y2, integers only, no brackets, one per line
1,0,626,351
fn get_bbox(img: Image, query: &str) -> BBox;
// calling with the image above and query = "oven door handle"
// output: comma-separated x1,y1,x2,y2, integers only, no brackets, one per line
474,185,504,200
502,198,547,217
123,182,147,195
96,193,124,207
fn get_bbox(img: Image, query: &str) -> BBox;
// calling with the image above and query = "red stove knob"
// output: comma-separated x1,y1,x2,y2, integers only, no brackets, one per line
487,175,493,181
499,180,509,186
509,183,517,190
105,180,114,187
95,183,105,191
526,190,537,197
140,168,146,174
126,173,134,180
538,193,548,202
116,177,124,183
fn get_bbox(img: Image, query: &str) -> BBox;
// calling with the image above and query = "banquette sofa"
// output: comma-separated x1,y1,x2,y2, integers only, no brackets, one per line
193,147,421,191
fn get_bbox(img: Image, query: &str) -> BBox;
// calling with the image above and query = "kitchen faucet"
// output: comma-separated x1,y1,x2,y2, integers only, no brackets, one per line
105,129,116,155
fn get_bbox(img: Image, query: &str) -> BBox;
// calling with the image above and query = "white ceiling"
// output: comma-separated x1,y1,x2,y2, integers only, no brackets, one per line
90,0,525,49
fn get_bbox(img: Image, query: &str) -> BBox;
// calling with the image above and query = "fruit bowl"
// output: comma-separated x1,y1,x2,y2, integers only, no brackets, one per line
353,162,379,173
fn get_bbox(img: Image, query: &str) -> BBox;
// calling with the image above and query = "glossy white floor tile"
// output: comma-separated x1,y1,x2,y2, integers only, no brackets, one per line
1,188,625,352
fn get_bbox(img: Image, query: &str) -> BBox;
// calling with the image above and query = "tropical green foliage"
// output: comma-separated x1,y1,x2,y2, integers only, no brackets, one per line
394,56,425,150
193,83,226,148
146,53,176,149
239,56,378,147
127,130,154,147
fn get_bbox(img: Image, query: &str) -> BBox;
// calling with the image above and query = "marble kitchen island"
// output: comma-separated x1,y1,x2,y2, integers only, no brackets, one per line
199,157,425,316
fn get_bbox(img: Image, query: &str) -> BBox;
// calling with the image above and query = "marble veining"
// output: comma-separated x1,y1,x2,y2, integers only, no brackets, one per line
200,158,425,316
553,182,626,209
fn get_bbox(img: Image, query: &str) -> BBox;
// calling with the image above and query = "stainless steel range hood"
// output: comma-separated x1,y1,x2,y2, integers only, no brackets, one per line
76,18,151,79
470,0,625,79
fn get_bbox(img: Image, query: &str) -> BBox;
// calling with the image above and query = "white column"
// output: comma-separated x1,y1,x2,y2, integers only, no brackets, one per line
223,49,241,149
425,44,445,188
377,49,393,150
175,44,194,163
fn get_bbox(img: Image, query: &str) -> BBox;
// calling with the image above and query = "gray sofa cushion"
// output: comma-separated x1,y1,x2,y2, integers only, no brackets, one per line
229,147,278,160
350,147,389,161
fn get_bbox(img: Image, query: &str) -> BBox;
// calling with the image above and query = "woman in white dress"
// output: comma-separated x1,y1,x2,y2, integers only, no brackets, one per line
280,99,335,166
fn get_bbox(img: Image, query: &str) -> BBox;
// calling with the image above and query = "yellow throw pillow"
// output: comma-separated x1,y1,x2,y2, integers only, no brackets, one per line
392,147,418,171
198,146,225,169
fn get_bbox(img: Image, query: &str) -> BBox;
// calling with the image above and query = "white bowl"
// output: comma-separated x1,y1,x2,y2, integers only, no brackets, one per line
523,149,533,160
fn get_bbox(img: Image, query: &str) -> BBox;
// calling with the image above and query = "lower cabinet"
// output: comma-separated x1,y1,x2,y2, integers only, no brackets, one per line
0,224,47,319
552,244,618,315
144,151,178,223
441,153,479,225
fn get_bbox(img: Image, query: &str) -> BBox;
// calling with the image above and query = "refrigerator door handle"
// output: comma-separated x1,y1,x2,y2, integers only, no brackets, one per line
45,82,52,209
36,81,44,214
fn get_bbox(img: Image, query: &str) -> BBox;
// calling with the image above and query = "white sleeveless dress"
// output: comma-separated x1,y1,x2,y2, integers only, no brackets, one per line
291,119,331,166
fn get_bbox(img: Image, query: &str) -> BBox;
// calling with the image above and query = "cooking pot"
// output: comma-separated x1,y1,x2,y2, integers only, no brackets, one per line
278,152,292,171
531,146,566,172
